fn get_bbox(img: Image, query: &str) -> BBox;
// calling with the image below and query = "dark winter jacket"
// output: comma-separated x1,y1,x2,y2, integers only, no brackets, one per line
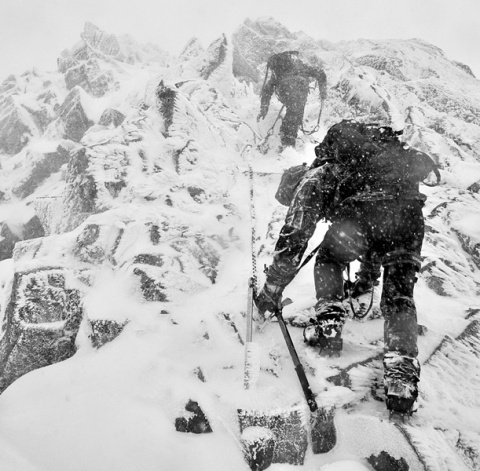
260,54,327,110
264,161,426,289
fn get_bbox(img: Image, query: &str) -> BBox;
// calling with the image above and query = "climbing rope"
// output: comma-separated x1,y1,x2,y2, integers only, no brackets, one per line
257,105,285,153
300,98,324,136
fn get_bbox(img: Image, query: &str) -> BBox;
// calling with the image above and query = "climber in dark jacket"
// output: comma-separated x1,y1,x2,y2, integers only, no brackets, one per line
254,120,438,415
257,51,327,148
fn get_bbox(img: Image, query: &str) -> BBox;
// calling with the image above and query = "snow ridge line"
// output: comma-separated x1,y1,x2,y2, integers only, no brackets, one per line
393,423,429,471
424,318,480,364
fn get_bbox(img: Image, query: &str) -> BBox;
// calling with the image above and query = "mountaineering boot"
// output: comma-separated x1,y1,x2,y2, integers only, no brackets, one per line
383,352,420,417
303,301,346,354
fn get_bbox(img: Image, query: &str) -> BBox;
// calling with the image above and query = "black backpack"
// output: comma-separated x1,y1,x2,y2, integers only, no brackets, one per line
267,51,300,79
313,120,440,201
275,163,309,206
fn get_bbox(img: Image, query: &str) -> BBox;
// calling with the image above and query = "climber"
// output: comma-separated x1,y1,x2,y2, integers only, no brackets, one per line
257,51,327,149
255,120,439,415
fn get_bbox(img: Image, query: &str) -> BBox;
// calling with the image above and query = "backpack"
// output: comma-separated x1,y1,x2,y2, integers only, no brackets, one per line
314,120,440,201
275,163,309,206
267,51,300,79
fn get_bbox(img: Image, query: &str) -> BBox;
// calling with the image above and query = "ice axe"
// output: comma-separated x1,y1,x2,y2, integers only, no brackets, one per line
274,298,336,454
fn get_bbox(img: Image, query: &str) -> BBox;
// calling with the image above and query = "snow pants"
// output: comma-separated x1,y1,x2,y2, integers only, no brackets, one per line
276,76,310,146
313,199,425,357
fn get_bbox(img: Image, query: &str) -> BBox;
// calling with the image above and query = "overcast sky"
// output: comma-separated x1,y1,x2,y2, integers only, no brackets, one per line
1,0,480,82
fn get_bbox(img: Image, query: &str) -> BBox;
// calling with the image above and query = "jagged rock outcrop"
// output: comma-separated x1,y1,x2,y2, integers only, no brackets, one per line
99,108,125,127
56,87,93,142
13,141,74,199
60,146,97,231
0,223,20,261
175,399,213,434
156,81,177,134
0,266,84,392
57,22,169,74
232,17,295,85
64,58,112,98
88,319,129,348
0,72,59,155
0,216,45,262
198,35,229,81
0,202,231,390
238,406,309,465
0,79,33,154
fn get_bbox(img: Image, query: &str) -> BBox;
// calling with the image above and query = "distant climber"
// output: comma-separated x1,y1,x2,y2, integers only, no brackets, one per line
257,51,327,149
255,120,439,416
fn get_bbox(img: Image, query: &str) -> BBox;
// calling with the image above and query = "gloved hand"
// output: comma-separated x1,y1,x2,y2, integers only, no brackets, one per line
254,283,283,319
257,106,268,122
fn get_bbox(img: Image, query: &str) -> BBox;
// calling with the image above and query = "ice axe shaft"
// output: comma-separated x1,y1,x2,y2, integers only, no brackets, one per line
274,302,317,413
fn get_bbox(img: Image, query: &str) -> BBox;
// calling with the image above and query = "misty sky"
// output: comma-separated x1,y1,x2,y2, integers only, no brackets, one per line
1,0,480,81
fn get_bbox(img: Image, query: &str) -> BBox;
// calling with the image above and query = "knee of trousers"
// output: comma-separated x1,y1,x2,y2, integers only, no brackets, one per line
382,250,421,298
382,250,422,271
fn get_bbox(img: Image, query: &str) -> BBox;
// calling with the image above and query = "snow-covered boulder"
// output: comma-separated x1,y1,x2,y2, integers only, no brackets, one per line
0,267,84,393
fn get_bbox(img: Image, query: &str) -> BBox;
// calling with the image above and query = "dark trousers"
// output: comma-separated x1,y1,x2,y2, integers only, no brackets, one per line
277,76,309,146
313,200,425,357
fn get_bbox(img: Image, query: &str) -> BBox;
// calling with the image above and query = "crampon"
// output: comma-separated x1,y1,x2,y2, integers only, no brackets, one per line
383,352,420,420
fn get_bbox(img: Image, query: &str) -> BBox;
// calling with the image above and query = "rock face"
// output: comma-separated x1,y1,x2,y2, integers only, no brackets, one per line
88,319,128,348
0,72,59,155
0,267,84,393
64,59,112,98
0,216,45,262
238,406,308,465
13,141,74,199
57,87,93,142
60,146,98,231
99,108,125,127
232,17,297,85
175,400,213,434
0,93,32,154
58,22,169,74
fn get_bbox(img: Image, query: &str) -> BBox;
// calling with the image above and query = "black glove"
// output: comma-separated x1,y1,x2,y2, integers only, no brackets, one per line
254,283,283,318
